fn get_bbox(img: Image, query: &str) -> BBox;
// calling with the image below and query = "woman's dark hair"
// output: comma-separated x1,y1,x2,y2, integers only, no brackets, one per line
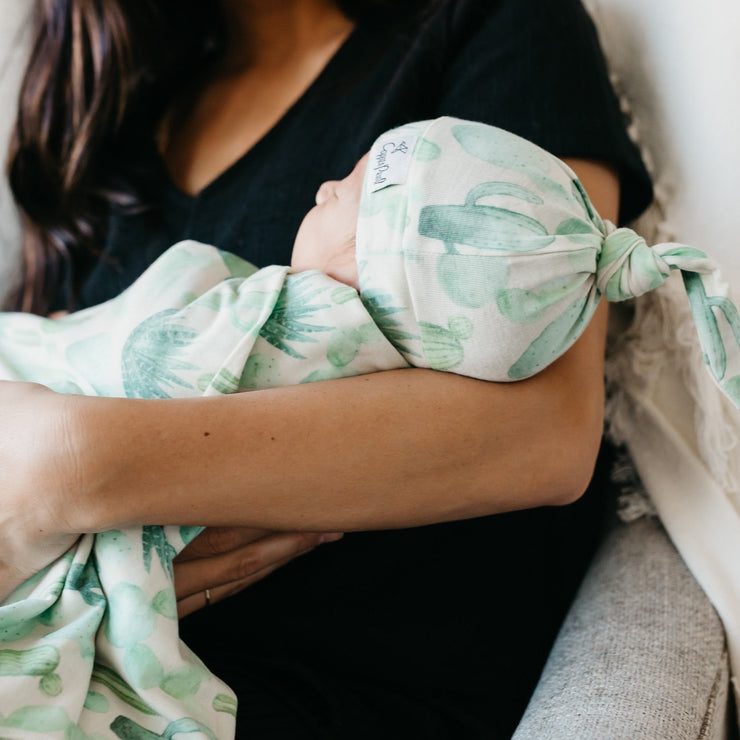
7,1,217,313
8,0,437,314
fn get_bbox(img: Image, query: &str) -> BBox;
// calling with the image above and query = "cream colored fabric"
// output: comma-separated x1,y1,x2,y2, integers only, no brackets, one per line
585,0,740,716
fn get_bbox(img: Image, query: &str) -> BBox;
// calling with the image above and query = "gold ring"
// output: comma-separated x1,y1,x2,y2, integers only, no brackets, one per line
204,588,211,607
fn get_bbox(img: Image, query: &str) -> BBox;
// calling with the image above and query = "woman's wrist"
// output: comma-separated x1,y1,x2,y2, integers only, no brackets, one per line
57,395,165,533
43,393,143,535
43,392,101,535
0,382,92,540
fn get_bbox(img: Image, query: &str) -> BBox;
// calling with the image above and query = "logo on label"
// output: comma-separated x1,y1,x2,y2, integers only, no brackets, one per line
368,135,418,193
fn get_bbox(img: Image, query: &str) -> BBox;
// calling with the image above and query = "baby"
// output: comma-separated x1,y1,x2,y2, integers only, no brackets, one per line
5,118,738,400
1,117,739,740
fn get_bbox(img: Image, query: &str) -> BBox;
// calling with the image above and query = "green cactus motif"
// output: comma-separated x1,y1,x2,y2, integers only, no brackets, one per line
571,177,604,229
360,289,418,357
228,287,282,335
159,665,204,700
84,690,110,714
415,138,441,162
452,123,582,213
1,705,73,733
0,645,63,697
496,273,589,324
65,562,106,608
465,181,545,206
238,353,279,390
103,584,157,650
418,318,473,371
124,644,164,690
419,202,549,255
197,367,241,394
0,645,59,676
683,272,740,382
91,663,158,716
0,615,37,643
555,217,598,245
418,179,554,258
327,324,385,368
179,527,202,547
212,693,238,718
507,296,595,380
110,715,216,740
258,273,333,360
96,530,133,563
436,253,509,308
39,671,64,697
151,589,178,620
217,249,259,279
331,286,359,305
121,310,198,398
142,527,177,579
723,375,740,404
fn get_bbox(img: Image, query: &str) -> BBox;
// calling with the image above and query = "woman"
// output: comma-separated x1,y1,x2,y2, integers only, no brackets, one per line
3,0,651,736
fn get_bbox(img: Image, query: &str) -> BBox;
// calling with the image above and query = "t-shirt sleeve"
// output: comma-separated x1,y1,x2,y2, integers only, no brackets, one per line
431,0,653,224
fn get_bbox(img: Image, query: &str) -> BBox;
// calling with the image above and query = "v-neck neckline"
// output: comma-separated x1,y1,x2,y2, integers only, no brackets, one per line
160,24,364,207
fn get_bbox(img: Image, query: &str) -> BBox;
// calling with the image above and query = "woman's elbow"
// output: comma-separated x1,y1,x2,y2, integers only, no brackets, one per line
455,379,605,518
474,329,607,512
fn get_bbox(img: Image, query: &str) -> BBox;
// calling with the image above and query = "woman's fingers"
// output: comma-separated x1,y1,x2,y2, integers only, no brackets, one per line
175,526,272,561
173,529,343,612
176,545,314,618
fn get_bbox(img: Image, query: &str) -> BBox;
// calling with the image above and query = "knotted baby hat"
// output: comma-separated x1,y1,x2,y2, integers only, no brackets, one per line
356,116,740,406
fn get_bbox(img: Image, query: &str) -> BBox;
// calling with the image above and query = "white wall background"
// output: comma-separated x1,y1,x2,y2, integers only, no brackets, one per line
584,0,740,283
585,1,740,701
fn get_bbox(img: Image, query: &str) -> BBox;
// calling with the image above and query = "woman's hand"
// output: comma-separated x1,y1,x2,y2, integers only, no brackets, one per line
174,527,343,617
0,381,82,600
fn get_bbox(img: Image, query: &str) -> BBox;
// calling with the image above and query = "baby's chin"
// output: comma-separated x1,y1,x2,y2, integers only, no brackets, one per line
291,232,359,290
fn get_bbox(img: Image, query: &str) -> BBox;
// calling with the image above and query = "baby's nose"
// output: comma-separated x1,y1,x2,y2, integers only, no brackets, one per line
315,180,338,205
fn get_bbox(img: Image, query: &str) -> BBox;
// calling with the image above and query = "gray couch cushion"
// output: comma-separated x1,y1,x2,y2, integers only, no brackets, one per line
513,515,731,739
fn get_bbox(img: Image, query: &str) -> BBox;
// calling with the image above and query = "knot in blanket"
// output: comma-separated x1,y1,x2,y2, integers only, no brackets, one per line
597,226,670,301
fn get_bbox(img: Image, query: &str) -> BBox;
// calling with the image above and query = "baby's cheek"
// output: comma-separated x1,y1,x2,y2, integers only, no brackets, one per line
325,237,359,290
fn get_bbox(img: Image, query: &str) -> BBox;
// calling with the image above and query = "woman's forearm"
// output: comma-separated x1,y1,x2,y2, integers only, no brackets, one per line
62,300,607,534
31,156,611,535
60,156,617,535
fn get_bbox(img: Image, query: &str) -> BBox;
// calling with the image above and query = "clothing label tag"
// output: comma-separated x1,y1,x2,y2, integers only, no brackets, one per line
368,135,418,193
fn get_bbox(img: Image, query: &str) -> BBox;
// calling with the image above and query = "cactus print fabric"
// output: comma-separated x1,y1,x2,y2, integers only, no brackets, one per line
1,117,739,738
358,118,740,397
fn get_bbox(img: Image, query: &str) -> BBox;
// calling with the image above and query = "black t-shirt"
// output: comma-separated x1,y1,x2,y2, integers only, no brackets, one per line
66,1,652,737
74,0,650,308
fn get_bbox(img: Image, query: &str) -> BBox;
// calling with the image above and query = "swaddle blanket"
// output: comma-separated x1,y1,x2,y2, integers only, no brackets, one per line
1,116,739,739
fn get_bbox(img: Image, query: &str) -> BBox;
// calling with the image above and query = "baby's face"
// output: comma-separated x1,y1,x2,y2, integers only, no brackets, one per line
291,154,369,290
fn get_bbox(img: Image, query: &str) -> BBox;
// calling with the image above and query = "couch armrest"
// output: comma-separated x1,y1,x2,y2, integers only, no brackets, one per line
513,515,732,740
